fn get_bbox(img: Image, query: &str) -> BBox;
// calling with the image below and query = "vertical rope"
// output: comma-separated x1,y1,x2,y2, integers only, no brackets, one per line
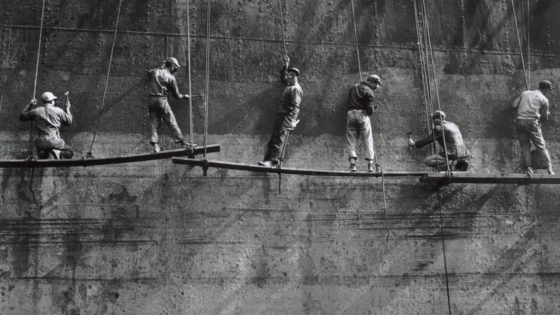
187,0,194,145
511,0,529,90
28,0,48,155
203,0,211,157
438,191,452,315
276,0,288,57
350,0,362,82
87,0,124,155
526,0,530,85
422,0,451,173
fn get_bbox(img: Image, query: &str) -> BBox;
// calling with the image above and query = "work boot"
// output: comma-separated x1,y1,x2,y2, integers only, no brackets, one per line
349,163,356,172
456,161,469,172
258,161,272,167
153,143,161,153
38,151,48,159
367,163,374,173
525,166,533,175
548,168,555,175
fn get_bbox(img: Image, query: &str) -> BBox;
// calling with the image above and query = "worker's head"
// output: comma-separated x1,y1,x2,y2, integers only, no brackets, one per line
538,80,553,93
165,57,181,73
366,74,382,90
41,92,57,104
287,68,300,84
432,110,446,125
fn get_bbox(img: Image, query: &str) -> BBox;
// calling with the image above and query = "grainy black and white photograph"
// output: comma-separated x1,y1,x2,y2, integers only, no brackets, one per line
1,0,560,314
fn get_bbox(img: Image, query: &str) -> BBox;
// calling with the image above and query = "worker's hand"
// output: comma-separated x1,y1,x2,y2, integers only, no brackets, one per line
30,98,37,106
290,119,299,130
408,138,415,146
284,55,290,64
181,94,190,100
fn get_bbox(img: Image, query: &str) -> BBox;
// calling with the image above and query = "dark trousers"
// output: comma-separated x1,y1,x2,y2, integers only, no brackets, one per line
148,97,183,145
516,119,552,169
36,143,74,159
263,114,292,163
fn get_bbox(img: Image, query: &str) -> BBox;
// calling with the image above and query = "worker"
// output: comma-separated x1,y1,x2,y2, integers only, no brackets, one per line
346,74,382,172
147,57,192,153
258,55,302,167
19,92,74,159
409,110,470,171
512,80,554,175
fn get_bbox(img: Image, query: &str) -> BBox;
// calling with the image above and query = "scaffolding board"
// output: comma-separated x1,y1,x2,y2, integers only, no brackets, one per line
0,144,220,168
172,158,429,177
420,172,560,185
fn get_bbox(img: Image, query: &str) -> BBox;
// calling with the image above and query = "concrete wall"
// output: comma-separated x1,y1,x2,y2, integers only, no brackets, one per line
1,1,560,314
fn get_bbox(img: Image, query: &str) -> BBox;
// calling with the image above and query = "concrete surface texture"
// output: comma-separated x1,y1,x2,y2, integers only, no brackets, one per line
1,0,560,314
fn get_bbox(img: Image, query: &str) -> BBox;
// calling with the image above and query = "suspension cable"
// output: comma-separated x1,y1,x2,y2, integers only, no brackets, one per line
27,0,48,155
187,0,194,145
87,0,124,156
350,0,362,82
203,0,211,157
511,0,529,90
422,0,451,173
526,0,530,85
276,0,288,57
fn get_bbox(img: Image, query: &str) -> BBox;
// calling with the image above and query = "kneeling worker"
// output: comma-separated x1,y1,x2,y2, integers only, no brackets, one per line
409,110,469,171
19,92,74,159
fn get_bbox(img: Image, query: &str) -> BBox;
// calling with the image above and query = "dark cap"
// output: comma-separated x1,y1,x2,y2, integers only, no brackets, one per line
366,74,382,85
432,110,446,120
287,68,300,76
539,80,552,90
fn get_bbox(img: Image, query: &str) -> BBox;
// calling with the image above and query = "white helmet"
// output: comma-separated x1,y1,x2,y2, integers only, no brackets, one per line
41,92,57,103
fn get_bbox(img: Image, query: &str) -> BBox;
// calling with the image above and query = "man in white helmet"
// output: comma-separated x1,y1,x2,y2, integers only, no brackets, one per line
19,91,74,159
147,57,191,153
409,110,470,171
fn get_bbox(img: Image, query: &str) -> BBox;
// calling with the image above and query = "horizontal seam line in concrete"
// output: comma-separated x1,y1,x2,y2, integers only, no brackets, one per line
3,24,560,58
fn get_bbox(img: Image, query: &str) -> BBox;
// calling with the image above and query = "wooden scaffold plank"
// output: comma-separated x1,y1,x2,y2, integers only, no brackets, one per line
420,172,560,185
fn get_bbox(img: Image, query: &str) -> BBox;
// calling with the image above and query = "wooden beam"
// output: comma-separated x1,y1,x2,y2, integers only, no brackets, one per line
420,172,560,185
0,144,220,168
172,158,429,177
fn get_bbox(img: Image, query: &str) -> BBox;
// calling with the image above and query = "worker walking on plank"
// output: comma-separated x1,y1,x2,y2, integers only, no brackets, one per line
258,55,302,168
512,80,555,175
19,92,74,159
147,57,192,153
409,110,470,171
346,74,382,172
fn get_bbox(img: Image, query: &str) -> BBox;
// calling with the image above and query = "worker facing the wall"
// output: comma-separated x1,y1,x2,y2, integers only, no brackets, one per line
409,110,470,171
346,74,382,173
19,92,74,160
258,55,302,168
512,80,555,175
147,57,192,153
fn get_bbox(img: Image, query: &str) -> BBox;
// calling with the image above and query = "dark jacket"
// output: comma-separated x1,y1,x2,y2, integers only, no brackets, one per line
415,121,469,159
347,82,376,115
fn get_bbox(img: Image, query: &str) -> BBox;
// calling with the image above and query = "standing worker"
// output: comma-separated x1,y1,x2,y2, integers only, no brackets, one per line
409,110,470,171
147,57,192,153
258,55,303,167
346,74,382,172
19,92,74,159
512,80,554,175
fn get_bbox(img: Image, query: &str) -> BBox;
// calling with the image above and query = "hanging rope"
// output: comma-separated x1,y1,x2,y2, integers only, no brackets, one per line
187,0,194,145
86,0,124,157
437,190,453,315
526,0,530,85
350,0,362,82
276,0,288,57
203,0,211,158
511,0,529,90
421,0,451,173
27,0,48,156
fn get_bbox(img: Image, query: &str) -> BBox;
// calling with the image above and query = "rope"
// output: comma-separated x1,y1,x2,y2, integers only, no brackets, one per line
203,0,211,158
511,0,529,90
187,0,194,144
87,0,124,156
421,0,451,173
28,0,47,155
350,0,362,82
438,190,452,315
276,0,288,57
526,0,530,84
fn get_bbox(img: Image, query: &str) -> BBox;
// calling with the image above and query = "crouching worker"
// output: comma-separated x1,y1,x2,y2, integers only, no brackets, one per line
19,92,74,159
409,110,470,171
